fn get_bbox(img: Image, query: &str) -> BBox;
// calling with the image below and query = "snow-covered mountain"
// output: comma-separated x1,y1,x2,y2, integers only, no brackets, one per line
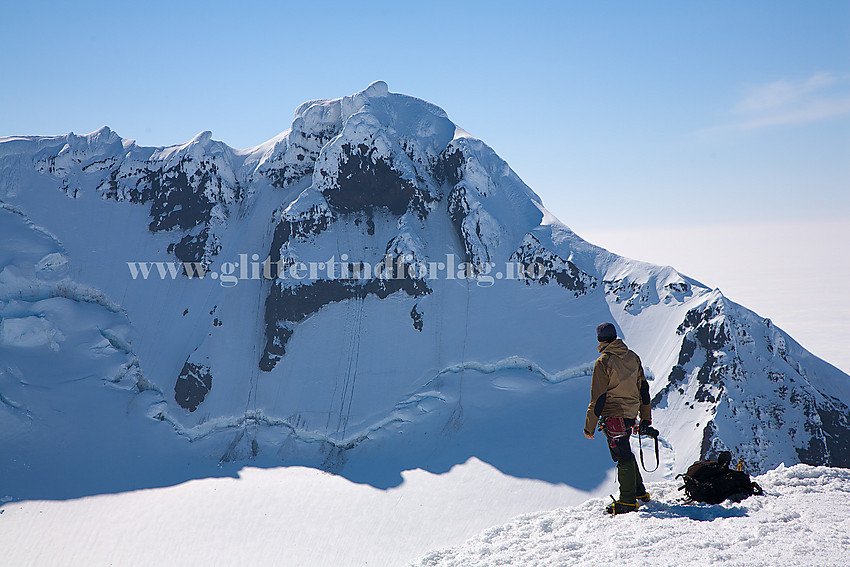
1,81,848,501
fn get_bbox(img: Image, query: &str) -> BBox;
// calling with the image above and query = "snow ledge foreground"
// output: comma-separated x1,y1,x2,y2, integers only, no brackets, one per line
411,464,850,567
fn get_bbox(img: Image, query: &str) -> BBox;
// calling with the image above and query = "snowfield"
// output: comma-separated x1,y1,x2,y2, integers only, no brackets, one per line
0,458,598,567
411,464,850,567
1,462,846,566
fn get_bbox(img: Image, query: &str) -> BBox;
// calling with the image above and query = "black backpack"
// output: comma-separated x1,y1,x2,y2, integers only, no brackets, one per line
677,451,763,504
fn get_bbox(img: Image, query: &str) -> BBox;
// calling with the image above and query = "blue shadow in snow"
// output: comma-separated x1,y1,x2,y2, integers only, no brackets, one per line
0,374,617,502
640,500,750,521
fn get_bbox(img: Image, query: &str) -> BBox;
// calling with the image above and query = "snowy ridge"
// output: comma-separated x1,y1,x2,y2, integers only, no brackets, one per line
411,464,850,567
655,290,850,472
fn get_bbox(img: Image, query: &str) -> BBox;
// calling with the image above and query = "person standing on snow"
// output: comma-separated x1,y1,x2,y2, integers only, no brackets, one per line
584,322,653,515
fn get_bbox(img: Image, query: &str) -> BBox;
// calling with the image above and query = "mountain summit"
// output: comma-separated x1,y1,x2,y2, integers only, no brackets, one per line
1,82,848,499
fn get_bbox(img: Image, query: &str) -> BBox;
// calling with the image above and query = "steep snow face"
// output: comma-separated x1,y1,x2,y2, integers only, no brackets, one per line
0,82,848,500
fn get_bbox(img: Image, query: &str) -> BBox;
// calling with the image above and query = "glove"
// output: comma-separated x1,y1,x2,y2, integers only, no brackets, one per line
638,420,658,438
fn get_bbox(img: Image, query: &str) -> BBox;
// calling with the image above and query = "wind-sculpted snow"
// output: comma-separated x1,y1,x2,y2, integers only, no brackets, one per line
0,82,849,503
0,207,124,316
410,464,850,567
430,356,592,384
0,206,156,471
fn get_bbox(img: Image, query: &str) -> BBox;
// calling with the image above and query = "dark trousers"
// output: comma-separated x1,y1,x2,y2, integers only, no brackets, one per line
602,417,646,503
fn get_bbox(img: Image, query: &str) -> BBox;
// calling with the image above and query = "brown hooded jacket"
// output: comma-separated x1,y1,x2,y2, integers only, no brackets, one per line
584,338,651,436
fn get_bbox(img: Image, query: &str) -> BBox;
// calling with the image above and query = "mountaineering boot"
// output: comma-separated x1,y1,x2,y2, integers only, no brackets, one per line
606,458,640,514
605,496,639,515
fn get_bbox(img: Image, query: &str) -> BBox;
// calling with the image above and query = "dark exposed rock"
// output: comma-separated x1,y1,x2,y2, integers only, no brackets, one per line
166,227,220,274
604,278,658,314
98,154,240,272
700,420,721,460
104,156,235,233
796,428,829,466
167,229,209,264
434,146,473,262
447,185,474,263
324,143,418,215
256,125,340,188
432,146,464,187
410,304,423,331
139,165,214,232
34,136,237,268
260,275,431,371
798,398,850,468
268,221,291,266
653,296,850,471
174,361,212,412
266,136,441,296
510,234,597,296
666,281,690,294
818,400,850,467
687,308,730,399
266,211,336,279
678,337,697,366
656,303,730,405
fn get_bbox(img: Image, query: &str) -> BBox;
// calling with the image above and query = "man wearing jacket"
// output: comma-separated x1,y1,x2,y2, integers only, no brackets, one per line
584,322,652,515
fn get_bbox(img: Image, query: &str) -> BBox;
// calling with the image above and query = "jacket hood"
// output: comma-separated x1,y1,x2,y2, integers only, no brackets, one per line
597,338,628,355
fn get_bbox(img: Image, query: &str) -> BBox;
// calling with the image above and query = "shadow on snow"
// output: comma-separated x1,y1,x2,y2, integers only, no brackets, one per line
0,375,619,503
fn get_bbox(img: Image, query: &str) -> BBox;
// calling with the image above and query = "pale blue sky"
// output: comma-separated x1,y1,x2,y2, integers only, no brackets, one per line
2,1,848,231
